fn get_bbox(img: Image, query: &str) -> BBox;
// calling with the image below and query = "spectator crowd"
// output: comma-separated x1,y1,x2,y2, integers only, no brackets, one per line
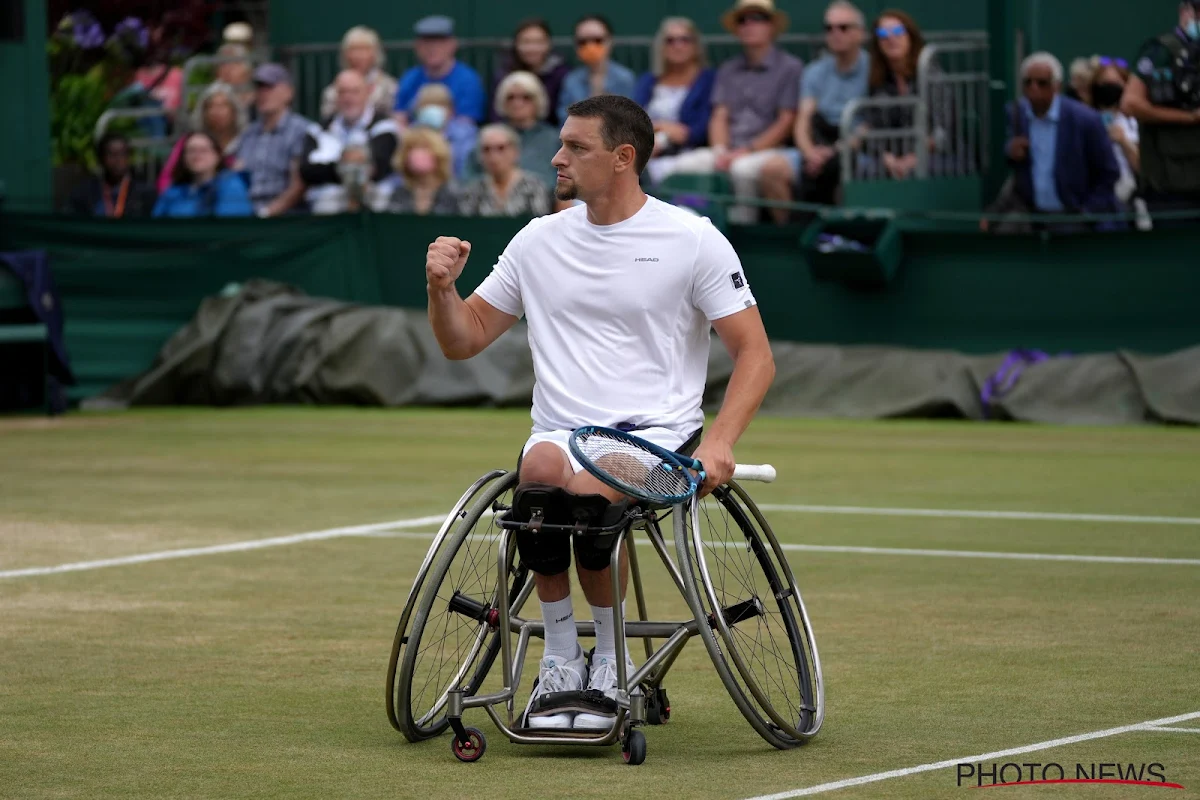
68,0,1200,228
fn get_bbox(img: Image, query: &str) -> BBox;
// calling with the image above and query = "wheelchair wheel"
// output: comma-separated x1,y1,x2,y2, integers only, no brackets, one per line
393,470,530,742
674,482,824,749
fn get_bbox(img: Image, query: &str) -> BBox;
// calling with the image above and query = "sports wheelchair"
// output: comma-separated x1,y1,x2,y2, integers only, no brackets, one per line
385,460,824,765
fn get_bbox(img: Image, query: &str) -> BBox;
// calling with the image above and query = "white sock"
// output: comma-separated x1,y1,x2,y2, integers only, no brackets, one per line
541,596,578,661
590,601,629,663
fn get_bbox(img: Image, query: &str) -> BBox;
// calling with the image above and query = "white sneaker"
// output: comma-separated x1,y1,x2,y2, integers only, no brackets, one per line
573,654,633,730
523,648,586,729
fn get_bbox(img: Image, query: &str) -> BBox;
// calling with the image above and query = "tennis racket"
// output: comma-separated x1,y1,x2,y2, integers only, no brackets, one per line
568,426,776,508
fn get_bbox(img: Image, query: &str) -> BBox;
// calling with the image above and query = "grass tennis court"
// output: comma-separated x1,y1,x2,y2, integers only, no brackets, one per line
2,409,1199,799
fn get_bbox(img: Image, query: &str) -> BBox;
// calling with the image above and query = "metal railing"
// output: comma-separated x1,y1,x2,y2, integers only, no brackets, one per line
278,30,987,121
917,40,991,177
839,96,930,181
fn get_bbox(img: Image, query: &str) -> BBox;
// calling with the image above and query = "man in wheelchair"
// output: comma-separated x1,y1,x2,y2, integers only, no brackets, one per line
424,94,775,730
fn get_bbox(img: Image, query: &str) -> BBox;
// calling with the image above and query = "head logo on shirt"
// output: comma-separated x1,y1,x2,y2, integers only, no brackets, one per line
730,272,746,290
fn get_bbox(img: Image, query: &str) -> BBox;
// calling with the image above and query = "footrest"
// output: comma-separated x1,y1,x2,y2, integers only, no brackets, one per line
526,689,618,720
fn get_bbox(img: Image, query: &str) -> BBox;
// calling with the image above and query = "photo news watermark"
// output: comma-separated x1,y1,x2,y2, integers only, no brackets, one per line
957,762,1184,789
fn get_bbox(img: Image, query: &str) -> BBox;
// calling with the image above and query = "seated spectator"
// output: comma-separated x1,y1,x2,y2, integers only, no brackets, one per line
635,17,716,185
66,133,157,218
411,83,478,181
393,16,486,125
459,124,552,217
665,0,802,224
557,15,638,123
854,10,953,181
153,132,253,218
214,43,255,112
388,127,460,215
1090,57,1140,205
469,71,560,188
300,70,400,215
157,82,246,195
320,26,399,121
986,53,1119,229
229,63,316,217
489,18,571,126
758,1,868,222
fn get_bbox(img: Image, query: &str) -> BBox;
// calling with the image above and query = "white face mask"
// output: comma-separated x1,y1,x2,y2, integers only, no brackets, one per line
415,104,448,129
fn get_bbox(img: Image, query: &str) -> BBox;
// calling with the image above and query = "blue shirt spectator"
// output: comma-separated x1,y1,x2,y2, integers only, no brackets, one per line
154,171,253,218
634,71,715,148
557,15,637,122
1026,95,1065,211
558,63,637,124
801,48,870,125
393,16,485,122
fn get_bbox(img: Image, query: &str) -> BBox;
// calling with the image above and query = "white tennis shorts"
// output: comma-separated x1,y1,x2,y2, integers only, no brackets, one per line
522,428,688,475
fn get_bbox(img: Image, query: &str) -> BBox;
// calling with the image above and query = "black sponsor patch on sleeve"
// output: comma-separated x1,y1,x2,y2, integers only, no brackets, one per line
730,272,745,289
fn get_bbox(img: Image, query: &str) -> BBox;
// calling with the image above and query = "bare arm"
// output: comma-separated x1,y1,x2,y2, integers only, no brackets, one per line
691,306,775,494
709,104,731,150
750,109,797,152
263,163,306,217
426,237,519,360
794,97,818,157
1121,76,1200,125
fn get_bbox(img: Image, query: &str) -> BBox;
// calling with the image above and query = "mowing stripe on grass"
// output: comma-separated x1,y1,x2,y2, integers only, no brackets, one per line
741,710,1200,799
757,504,1200,526
0,515,446,580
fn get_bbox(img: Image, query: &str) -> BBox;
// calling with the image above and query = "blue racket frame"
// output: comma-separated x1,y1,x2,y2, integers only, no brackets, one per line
568,426,707,508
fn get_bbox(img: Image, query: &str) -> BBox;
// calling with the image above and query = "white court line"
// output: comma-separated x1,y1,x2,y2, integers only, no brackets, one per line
1144,726,1200,734
757,504,1200,526
0,515,446,580
741,711,1200,800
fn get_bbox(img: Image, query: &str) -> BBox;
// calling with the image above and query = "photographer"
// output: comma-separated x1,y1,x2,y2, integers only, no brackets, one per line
299,70,399,215
1121,0,1200,215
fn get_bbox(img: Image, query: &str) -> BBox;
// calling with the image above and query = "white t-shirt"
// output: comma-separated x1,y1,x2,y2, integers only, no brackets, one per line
473,196,756,436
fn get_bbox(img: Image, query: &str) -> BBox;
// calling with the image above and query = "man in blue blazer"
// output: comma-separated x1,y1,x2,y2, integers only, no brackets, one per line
1006,52,1120,221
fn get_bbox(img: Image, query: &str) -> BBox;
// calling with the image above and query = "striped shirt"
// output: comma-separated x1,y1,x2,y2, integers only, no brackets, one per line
230,111,316,209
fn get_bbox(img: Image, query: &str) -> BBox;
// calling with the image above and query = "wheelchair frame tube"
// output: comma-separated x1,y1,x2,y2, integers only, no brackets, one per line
610,533,629,696
625,525,654,663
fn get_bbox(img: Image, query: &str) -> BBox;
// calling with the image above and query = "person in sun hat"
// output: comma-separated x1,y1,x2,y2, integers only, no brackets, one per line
655,0,803,224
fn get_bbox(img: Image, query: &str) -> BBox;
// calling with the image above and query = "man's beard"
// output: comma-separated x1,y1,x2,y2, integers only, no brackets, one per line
555,181,578,202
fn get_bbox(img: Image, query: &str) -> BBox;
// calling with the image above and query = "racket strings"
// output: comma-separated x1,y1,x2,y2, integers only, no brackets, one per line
574,431,693,500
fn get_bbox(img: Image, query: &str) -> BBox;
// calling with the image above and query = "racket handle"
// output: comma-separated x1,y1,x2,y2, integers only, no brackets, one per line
732,464,776,483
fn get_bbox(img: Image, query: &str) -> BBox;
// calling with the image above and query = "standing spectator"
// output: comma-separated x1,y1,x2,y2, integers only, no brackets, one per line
994,53,1119,224
854,10,953,181
411,83,479,181
157,82,246,195
153,132,253,218
388,127,461,215
393,16,486,125
489,18,571,127
66,133,157,218
1091,58,1140,205
472,71,561,188
557,15,638,123
635,17,716,185
758,1,868,222
301,70,400,215
666,0,802,224
214,43,255,112
229,63,316,217
320,26,399,121
459,124,552,217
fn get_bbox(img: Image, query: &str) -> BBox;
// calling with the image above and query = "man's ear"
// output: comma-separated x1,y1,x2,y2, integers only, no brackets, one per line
613,142,637,173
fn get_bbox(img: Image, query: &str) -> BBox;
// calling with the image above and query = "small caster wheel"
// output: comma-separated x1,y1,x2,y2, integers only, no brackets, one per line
451,727,486,763
646,687,671,725
622,729,646,766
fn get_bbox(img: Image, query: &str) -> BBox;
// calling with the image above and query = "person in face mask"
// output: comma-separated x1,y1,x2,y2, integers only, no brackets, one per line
388,126,461,215
412,83,478,181
557,15,638,124
1121,0,1200,218
1090,59,1142,205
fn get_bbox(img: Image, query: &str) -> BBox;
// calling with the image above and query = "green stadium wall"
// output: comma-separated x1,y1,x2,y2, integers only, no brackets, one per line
1,212,1197,402
0,0,51,212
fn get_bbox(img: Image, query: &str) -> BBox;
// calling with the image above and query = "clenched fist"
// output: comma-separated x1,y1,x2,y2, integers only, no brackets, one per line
426,236,472,291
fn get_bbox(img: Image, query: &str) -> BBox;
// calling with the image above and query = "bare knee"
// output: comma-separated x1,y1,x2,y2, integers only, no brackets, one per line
520,444,572,486
759,156,794,189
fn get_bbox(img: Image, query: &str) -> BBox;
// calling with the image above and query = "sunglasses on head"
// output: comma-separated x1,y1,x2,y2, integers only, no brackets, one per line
824,22,855,33
876,24,906,39
665,35,694,45
1023,77,1052,88
1097,56,1128,69
738,11,773,25
576,36,606,46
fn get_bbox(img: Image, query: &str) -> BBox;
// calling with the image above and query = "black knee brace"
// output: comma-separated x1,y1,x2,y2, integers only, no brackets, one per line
512,483,572,576
571,496,632,571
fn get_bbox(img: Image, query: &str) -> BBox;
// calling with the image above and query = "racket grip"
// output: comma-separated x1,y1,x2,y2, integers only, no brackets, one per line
732,464,776,483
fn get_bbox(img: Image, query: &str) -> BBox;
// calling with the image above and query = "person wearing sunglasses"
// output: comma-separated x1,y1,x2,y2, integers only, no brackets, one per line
470,70,561,191
1120,0,1200,220
557,15,637,125
991,52,1119,230
663,0,802,224
459,124,552,218
758,1,868,223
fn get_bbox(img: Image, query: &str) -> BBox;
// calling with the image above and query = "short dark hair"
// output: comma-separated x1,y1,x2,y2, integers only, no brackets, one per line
566,95,654,174
574,13,613,36
96,132,128,160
